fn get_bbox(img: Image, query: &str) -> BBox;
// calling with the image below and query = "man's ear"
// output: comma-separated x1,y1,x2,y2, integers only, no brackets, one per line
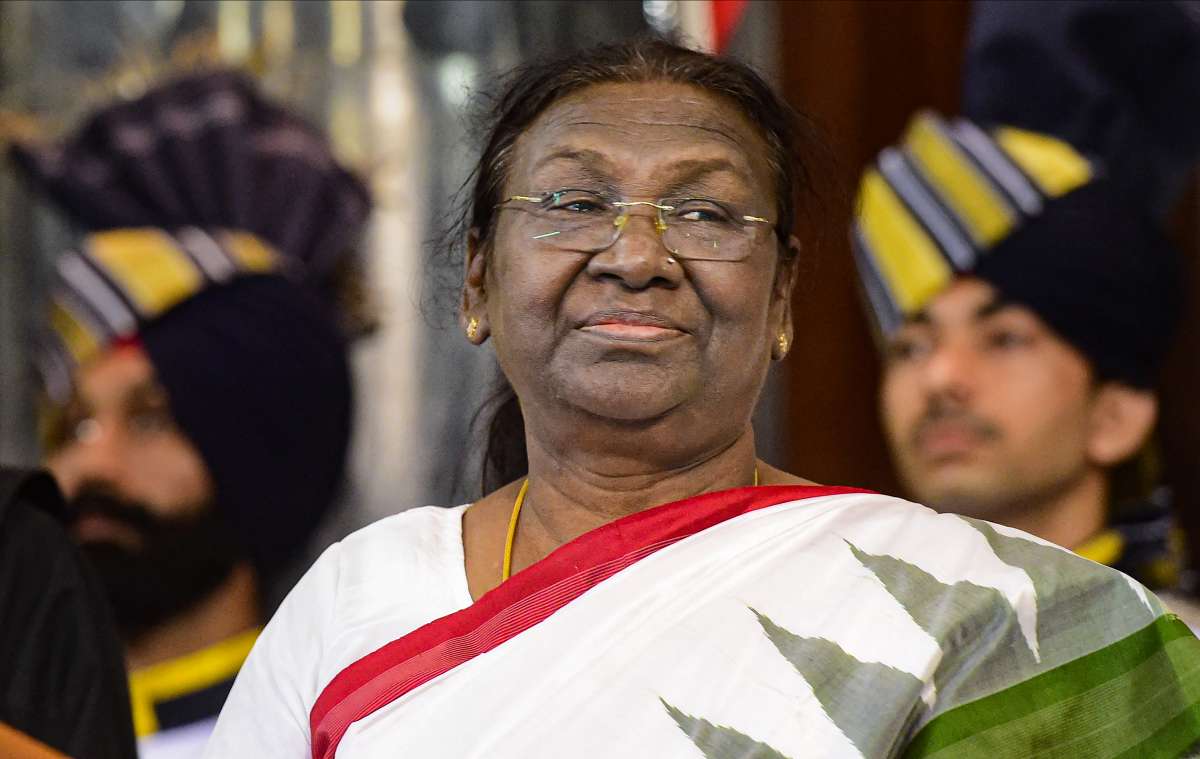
770,235,802,360
1086,383,1158,467
460,229,491,344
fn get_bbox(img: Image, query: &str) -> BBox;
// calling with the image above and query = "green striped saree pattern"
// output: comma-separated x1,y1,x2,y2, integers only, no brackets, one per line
666,517,1200,758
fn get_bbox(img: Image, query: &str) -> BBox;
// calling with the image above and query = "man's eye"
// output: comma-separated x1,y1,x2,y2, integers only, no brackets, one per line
49,415,100,448
128,407,175,435
886,336,930,363
986,330,1032,350
72,418,103,443
46,412,86,449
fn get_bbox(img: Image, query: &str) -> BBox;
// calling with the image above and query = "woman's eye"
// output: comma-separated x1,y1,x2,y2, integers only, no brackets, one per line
675,204,731,223
560,200,605,213
546,193,607,214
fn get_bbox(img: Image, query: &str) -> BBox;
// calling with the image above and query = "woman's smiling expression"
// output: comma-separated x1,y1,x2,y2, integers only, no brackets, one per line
466,81,796,446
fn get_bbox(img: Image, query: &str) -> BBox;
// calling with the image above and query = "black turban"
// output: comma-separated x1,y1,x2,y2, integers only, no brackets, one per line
141,275,352,573
975,179,1180,388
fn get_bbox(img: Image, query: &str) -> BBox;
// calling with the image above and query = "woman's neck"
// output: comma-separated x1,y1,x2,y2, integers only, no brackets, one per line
462,423,767,601
519,425,759,547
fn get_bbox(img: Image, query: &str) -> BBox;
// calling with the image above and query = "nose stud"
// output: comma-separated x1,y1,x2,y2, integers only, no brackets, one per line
665,257,677,265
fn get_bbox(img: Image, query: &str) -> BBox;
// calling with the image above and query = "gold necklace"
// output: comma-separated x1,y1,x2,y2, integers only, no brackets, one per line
501,467,760,582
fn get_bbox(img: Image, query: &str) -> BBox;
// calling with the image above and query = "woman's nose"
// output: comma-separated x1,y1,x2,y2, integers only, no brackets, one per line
585,214,681,290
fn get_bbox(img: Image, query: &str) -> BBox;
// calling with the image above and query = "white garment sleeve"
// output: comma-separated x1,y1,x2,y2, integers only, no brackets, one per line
203,541,342,758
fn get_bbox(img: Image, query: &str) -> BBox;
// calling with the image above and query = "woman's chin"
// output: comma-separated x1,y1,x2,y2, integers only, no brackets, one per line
532,359,700,423
576,398,678,422
565,381,690,423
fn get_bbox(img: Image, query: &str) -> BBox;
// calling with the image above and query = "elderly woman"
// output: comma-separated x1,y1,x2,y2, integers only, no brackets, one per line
206,40,1200,758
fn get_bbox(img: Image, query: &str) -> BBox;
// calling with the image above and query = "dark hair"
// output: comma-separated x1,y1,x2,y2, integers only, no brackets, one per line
445,37,835,493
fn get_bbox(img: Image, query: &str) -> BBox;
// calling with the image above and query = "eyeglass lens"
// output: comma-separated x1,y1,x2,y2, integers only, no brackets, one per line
510,195,763,261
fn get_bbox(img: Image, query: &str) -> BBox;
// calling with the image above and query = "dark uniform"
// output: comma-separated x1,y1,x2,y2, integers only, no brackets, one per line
0,468,136,758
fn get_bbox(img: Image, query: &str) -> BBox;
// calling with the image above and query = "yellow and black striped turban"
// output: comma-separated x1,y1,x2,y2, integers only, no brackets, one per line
852,111,1179,388
41,227,278,400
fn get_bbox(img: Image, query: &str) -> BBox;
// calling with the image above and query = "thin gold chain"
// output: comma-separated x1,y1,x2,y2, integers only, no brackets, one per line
501,479,529,582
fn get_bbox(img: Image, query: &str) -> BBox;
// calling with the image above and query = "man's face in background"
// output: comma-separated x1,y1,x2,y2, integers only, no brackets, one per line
45,344,243,643
879,278,1099,521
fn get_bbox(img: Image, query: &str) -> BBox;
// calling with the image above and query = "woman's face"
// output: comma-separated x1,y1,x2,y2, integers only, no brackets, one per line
466,81,796,448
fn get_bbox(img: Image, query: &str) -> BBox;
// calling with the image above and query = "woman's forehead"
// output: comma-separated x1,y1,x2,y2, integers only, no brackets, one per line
510,82,773,195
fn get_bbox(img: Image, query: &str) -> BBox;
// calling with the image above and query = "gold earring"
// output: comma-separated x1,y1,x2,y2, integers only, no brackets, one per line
467,317,479,340
777,332,788,355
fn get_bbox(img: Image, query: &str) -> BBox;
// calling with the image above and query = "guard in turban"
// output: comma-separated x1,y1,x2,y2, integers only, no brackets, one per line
9,71,370,755
852,0,1199,606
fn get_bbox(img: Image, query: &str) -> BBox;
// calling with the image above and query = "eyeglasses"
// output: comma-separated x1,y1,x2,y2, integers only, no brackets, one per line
495,189,774,262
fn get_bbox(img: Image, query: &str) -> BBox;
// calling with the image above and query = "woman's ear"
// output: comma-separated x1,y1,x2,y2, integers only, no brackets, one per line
1086,383,1158,467
461,229,492,344
770,235,802,360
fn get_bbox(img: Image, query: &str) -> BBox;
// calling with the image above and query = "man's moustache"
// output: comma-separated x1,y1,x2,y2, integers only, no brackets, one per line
909,403,1002,449
69,484,161,535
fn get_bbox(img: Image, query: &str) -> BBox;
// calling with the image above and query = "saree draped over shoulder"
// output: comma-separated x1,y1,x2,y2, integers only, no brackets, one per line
209,487,1200,759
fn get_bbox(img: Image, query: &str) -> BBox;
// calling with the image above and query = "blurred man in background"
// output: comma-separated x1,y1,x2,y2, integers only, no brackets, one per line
852,0,1200,608
853,112,1178,586
9,71,370,757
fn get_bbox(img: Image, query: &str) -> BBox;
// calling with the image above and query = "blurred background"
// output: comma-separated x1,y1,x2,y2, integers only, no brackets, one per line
0,0,1196,570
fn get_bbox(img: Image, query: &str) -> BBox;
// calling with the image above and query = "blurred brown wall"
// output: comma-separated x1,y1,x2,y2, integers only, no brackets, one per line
776,0,1200,569
777,0,970,494
1163,185,1200,568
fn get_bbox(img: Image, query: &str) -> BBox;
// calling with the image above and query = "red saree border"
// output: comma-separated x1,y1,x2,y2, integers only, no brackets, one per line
308,484,870,758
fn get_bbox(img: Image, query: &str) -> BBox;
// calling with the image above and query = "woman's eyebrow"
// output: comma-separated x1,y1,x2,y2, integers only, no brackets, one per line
660,158,747,196
531,148,615,175
531,151,751,198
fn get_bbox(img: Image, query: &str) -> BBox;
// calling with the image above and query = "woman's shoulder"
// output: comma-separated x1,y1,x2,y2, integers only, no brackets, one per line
336,503,470,594
337,503,471,558
290,504,469,601
258,504,474,682
205,505,475,757
785,488,1147,596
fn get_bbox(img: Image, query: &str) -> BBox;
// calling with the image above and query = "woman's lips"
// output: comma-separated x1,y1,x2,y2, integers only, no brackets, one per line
577,310,686,341
580,323,681,340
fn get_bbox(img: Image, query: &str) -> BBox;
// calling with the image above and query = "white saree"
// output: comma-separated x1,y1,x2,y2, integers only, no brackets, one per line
206,486,1200,759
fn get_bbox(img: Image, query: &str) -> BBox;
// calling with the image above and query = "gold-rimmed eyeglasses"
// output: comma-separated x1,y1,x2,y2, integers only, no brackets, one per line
495,189,773,262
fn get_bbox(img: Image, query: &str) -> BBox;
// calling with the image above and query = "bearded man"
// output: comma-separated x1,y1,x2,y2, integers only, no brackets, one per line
10,71,370,757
